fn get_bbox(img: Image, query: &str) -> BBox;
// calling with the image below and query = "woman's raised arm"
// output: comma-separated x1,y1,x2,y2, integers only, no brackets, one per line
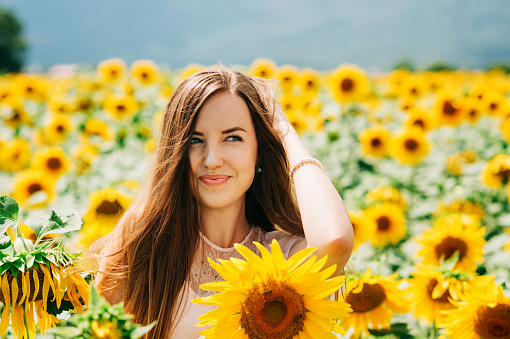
274,100,354,273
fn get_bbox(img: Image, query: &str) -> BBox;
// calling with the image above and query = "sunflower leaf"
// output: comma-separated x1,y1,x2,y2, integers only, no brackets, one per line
0,235,11,250
0,263,12,276
46,298,75,316
130,321,157,339
0,196,19,232
46,328,82,338
25,210,83,241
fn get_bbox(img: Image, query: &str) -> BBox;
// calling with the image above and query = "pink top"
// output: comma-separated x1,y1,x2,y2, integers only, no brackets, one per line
170,226,305,338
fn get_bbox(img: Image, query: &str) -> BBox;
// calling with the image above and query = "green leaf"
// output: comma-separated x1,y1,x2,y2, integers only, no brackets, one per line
47,327,82,338
131,321,157,339
0,196,19,232
0,235,11,250
46,298,75,316
0,263,12,276
25,211,82,241
89,284,103,307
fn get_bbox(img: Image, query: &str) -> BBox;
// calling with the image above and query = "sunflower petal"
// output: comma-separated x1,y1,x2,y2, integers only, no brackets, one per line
0,274,11,337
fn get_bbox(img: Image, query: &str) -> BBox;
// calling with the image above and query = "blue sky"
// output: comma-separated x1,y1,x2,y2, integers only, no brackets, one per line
2,0,510,71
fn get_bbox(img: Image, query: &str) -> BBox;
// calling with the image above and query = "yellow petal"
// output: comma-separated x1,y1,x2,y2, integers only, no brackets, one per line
286,247,316,271
0,275,11,337
11,277,18,308
197,305,241,326
192,291,245,306
305,298,352,319
31,269,39,303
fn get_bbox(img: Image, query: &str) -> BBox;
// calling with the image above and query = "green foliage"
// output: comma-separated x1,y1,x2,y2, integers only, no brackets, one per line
393,58,416,72
50,285,156,339
486,62,510,74
426,61,457,72
0,6,26,73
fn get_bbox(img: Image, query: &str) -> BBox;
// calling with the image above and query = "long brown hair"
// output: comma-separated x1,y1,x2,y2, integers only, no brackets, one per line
93,67,304,338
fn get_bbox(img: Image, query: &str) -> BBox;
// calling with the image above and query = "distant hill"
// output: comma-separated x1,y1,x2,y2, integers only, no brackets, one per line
1,0,509,71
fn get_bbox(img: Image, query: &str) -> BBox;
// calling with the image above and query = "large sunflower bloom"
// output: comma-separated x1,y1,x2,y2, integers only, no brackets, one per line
44,114,75,144
299,69,321,95
435,92,464,127
193,239,352,338
98,58,126,83
404,107,437,131
0,138,31,173
390,128,431,166
414,213,485,272
130,59,160,86
358,126,392,158
31,147,69,179
480,154,510,189
249,58,277,79
12,170,56,208
362,203,406,247
408,265,494,326
328,65,369,103
0,98,32,129
341,268,408,338
0,264,89,339
438,281,510,339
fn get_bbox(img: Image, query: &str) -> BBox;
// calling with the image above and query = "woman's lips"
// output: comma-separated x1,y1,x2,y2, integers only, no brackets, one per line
199,175,230,187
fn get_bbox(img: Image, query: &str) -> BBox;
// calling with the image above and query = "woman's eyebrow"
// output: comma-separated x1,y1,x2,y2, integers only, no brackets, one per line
192,127,247,136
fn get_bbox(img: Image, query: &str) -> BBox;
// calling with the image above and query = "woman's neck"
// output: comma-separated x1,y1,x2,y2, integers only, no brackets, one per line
199,203,252,248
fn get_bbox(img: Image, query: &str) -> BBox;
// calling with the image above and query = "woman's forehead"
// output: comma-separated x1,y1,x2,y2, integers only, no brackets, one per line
195,92,254,131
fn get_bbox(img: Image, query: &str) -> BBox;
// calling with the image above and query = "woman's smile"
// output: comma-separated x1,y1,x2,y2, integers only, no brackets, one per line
199,174,230,187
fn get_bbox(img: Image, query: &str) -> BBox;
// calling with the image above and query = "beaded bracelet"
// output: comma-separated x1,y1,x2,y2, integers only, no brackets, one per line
289,158,323,182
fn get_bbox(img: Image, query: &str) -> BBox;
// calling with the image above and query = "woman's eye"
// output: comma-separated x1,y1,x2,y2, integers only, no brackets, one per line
190,137,202,144
226,135,243,142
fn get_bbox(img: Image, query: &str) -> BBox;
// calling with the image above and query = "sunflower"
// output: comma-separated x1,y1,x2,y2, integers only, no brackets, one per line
435,91,464,127
446,150,478,176
460,96,483,124
408,265,494,326
12,74,48,102
80,188,131,246
299,68,321,95
275,65,299,92
386,69,411,97
358,126,392,158
404,107,437,131
31,147,69,179
193,239,352,338
483,91,506,116
366,186,407,211
71,143,98,175
414,213,485,272
341,268,408,338
438,280,510,339
47,95,73,115
179,64,205,80
436,200,484,220
399,74,428,98
249,58,277,79
0,263,89,339
145,138,157,154
480,154,510,189
390,128,431,165
12,170,56,208
44,114,75,144
0,98,32,129
98,58,126,83
130,59,159,86
328,65,369,103
349,211,373,251
82,118,114,144
0,138,31,173
362,203,406,248
103,95,139,121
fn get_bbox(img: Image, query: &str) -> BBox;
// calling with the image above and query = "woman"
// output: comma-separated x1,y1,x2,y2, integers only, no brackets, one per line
94,67,354,338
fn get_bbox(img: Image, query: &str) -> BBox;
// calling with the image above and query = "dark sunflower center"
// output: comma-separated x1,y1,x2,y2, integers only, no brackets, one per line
116,104,126,112
260,70,267,77
56,125,65,133
371,138,381,147
341,78,354,92
347,283,386,313
47,157,62,170
475,304,510,339
404,139,418,151
80,100,91,110
376,216,391,231
410,87,417,95
110,69,118,76
141,72,148,79
490,103,498,111
262,300,288,328
434,236,468,261
241,280,306,339
426,279,451,303
443,100,457,115
469,109,478,117
95,199,123,215
26,86,33,93
413,119,424,128
28,183,42,194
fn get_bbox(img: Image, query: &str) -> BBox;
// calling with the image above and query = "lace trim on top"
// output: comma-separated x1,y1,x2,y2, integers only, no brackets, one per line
189,226,265,297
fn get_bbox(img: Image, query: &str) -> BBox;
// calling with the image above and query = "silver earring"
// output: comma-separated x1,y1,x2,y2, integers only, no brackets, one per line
256,166,262,173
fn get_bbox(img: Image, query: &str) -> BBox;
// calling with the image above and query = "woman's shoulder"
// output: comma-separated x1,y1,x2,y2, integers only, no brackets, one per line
257,227,306,259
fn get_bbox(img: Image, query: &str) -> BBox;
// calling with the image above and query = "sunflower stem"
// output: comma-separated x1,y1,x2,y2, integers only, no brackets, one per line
430,322,438,339
23,304,29,339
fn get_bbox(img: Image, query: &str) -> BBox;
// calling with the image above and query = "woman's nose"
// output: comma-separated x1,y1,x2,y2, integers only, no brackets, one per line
203,144,224,169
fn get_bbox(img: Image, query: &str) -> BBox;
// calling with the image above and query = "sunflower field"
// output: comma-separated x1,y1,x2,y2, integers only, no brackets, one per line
0,57,509,338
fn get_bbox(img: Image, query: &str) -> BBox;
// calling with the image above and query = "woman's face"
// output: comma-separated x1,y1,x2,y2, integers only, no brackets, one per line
189,91,258,212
